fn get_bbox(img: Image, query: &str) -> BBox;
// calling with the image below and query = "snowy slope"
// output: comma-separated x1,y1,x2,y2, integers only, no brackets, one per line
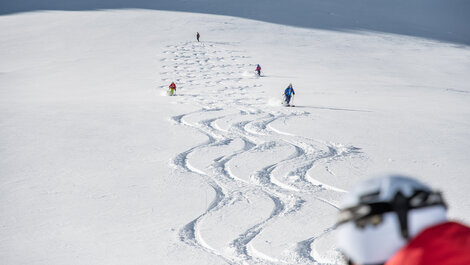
2,0,470,45
1,3,470,265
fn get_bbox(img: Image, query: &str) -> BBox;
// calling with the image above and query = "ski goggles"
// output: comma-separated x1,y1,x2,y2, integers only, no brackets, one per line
337,190,446,234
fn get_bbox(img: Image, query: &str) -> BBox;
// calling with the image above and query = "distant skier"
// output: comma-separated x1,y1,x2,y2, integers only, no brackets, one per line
196,32,200,42
284,83,295,106
169,82,176,96
255,64,261,76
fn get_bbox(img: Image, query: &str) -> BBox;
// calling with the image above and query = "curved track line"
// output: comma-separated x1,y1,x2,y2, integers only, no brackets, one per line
161,41,367,264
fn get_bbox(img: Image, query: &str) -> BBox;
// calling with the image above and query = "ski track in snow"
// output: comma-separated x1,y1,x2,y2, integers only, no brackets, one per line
160,41,362,264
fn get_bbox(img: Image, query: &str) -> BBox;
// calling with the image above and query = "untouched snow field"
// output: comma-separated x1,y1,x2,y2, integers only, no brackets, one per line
1,4,470,265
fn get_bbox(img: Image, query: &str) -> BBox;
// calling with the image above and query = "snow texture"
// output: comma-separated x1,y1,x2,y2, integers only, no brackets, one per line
1,2,470,265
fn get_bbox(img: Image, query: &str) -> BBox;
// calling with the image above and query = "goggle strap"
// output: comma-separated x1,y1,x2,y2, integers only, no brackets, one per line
338,191,446,235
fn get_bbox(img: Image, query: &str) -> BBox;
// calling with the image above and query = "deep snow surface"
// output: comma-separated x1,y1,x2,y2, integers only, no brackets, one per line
1,7,470,265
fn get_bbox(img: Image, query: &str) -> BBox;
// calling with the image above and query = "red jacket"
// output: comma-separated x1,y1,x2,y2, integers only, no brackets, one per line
386,222,470,265
169,83,176,90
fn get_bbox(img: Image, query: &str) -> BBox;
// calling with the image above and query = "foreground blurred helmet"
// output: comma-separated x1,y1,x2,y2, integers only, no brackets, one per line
337,175,447,265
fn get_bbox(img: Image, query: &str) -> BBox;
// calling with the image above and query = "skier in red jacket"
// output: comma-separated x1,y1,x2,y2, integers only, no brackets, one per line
336,174,470,265
255,64,261,76
169,82,176,96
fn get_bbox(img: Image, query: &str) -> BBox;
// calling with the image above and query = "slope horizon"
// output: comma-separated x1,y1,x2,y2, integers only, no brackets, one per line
1,0,470,45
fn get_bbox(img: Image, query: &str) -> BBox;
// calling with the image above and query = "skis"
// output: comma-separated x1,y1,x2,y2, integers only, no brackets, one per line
282,94,295,107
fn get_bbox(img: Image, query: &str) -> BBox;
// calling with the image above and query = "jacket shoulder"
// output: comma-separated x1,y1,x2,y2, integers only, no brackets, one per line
386,222,470,265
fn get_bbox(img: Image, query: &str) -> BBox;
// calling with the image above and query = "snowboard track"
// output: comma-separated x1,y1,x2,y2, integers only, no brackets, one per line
161,41,363,264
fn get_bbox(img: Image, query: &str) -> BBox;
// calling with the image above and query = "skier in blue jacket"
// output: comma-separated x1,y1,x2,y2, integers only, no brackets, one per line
284,83,295,105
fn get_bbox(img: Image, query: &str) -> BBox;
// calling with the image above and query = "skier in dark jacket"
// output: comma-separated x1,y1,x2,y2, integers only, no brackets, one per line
196,32,200,42
284,83,295,105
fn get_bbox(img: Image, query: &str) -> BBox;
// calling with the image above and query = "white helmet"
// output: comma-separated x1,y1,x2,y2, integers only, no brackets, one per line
337,174,447,265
